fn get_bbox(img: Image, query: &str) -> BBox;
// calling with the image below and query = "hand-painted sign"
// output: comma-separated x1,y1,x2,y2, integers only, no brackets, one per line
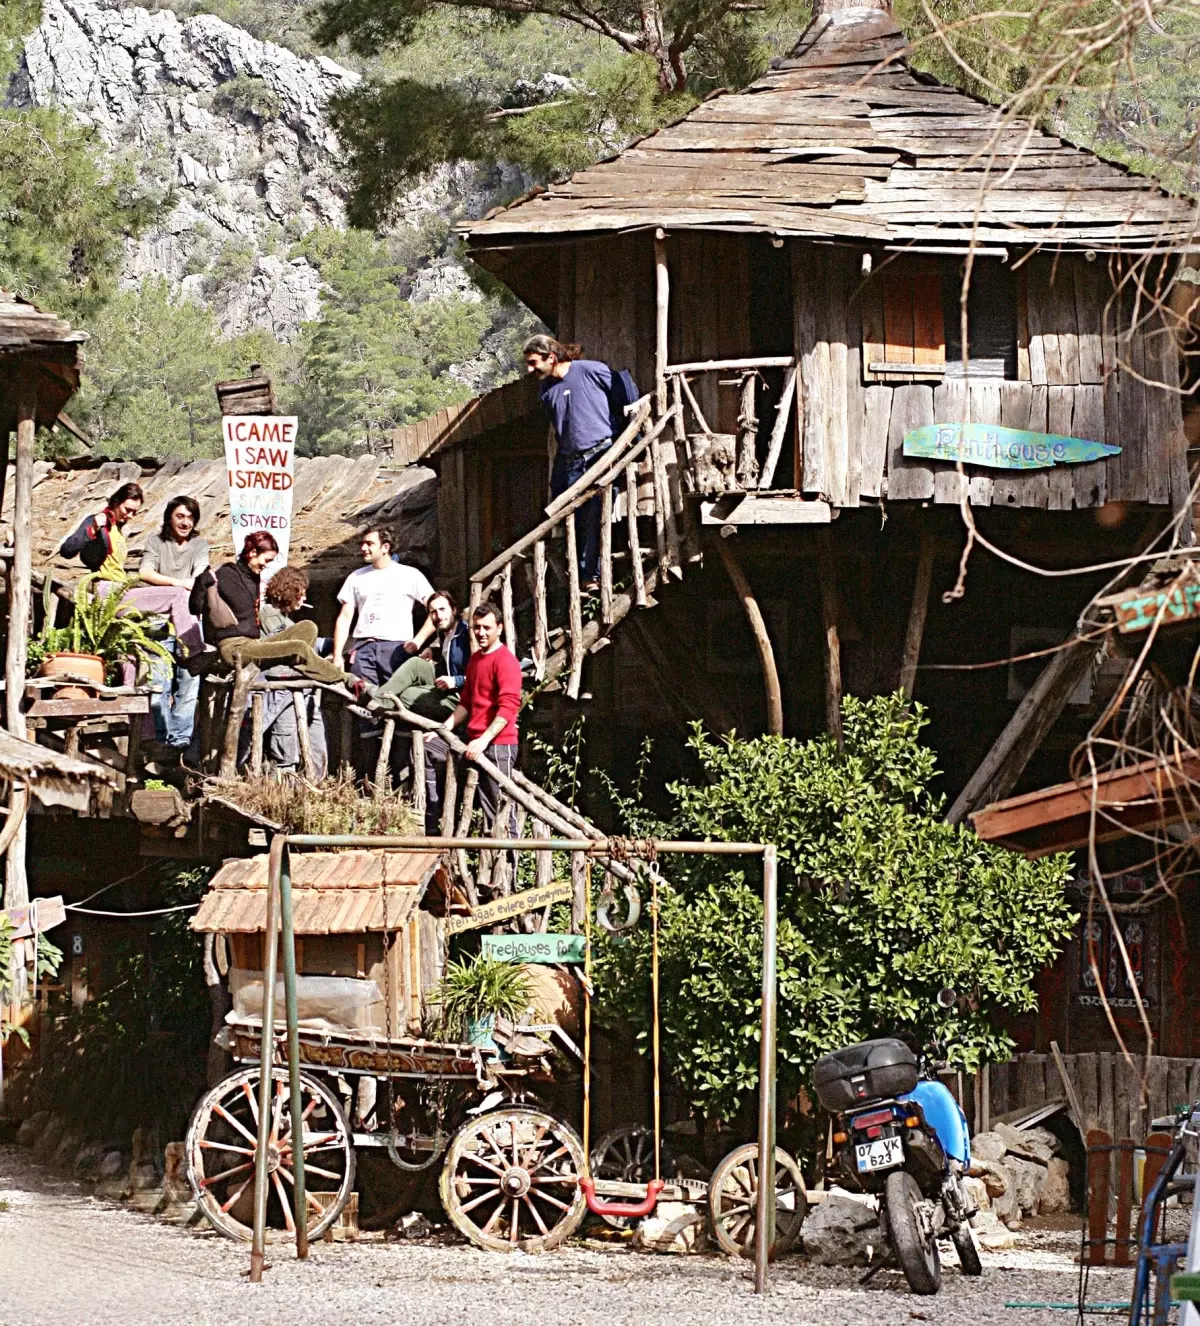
222,416,297,580
447,880,572,935
482,933,586,964
1112,581,1200,634
903,423,1120,470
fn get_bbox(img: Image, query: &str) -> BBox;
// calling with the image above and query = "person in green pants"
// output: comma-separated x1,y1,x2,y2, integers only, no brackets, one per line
370,589,469,720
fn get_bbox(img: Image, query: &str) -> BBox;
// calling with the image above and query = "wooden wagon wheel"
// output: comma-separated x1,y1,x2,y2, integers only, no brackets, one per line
186,1065,356,1243
589,1124,677,1230
439,1107,587,1252
707,1143,808,1260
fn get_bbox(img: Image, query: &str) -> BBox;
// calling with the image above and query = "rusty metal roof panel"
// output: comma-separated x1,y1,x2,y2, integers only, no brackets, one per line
205,850,441,893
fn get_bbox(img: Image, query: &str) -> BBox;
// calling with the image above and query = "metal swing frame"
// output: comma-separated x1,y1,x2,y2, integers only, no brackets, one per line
248,833,780,1293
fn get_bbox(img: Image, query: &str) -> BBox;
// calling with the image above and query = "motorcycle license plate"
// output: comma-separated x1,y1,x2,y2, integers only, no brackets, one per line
855,1136,903,1173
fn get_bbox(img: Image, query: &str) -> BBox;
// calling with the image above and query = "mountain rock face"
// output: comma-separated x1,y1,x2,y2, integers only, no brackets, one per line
10,0,514,348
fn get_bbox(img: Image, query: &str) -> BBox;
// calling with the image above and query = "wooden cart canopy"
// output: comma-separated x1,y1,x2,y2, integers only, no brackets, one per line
970,752,1200,858
6,453,437,582
0,727,119,811
465,8,1198,255
191,849,444,934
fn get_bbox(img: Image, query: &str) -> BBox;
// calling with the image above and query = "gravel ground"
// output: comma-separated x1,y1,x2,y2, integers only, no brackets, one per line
0,1144,1134,1326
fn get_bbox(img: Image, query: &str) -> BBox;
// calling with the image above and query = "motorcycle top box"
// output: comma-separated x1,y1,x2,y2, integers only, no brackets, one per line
813,1038,919,1111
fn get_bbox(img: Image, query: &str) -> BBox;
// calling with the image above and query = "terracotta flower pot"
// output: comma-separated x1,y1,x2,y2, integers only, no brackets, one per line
38,652,106,699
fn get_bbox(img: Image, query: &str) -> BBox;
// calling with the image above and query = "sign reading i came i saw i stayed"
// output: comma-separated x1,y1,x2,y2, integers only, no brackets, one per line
903,422,1121,470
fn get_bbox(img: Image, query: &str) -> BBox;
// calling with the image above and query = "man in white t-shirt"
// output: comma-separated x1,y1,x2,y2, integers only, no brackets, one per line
333,525,433,708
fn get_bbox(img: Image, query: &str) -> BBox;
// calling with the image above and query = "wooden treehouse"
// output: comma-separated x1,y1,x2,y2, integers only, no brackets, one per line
382,0,1199,814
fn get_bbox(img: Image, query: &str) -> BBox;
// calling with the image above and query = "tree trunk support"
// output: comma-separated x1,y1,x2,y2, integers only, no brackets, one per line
718,538,783,736
899,533,936,700
817,530,843,750
5,387,35,909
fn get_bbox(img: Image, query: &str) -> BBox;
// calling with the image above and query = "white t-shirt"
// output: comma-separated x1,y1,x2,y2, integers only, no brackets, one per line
338,561,434,642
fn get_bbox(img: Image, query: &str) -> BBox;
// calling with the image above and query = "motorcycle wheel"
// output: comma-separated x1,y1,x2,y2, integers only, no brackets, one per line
951,1221,983,1276
884,1170,942,1295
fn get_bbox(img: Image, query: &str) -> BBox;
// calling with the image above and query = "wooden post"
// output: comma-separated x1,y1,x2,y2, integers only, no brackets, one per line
947,635,1105,823
4,387,34,910
599,484,614,626
219,659,257,779
198,679,217,772
899,533,936,700
1114,1143,1133,1267
571,851,587,930
626,462,647,608
455,768,479,904
1085,1128,1112,1265
565,516,585,699
736,371,760,490
440,751,458,839
374,716,395,794
532,539,549,679
249,693,265,775
501,563,517,660
410,730,426,818
654,230,669,417
339,705,353,776
758,364,797,491
718,540,783,736
533,817,553,893
293,693,317,781
817,531,843,749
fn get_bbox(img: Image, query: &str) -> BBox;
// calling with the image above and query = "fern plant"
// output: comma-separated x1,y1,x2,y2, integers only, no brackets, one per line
430,955,533,1040
31,574,172,680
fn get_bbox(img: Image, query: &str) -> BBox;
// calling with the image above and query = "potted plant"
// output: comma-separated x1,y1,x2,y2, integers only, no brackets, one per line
30,574,172,695
430,955,533,1050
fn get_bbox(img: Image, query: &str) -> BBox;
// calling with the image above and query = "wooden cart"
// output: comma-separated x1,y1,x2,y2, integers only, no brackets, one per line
186,848,591,1251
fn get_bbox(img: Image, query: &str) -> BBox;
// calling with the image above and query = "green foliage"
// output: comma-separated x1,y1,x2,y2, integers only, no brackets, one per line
210,72,284,120
32,575,173,681
17,864,214,1140
0,107,164,323
0,0,40,81
289,226,488,454
1,913,65,1046
72,278,284,460
431,954,533,1037
594,695,1075,1119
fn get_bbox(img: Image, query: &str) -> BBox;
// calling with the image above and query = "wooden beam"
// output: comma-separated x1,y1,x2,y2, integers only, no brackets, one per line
898,533,935,699
717,539,783,736
947,635,1104,825
5,385,35,910
700,495,831,525
654,231,669,416
817,530,843,750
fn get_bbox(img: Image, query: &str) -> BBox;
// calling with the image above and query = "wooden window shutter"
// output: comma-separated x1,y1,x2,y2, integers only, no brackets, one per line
863,262,945,382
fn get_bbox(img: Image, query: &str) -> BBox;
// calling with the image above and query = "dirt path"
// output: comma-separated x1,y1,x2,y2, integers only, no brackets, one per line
0,1145,1130,1325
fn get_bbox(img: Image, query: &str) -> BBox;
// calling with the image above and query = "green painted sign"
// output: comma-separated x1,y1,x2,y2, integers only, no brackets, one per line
482,933,586,964
903,423,1120,470
1113,581,1200,634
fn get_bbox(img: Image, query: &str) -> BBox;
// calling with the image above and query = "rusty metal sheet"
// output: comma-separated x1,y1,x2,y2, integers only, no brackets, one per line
192,883,427,935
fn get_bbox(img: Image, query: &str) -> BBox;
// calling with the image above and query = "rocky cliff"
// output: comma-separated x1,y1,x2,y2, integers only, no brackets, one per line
8,0,513,349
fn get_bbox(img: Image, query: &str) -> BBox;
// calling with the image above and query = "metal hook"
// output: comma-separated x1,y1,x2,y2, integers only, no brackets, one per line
596,879,641,932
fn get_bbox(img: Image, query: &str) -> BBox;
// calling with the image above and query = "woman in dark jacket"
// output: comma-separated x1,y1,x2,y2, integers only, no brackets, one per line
189,531,347,685
60,482,144,580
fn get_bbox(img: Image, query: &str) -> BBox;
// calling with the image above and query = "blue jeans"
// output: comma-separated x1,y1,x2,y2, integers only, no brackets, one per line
551,441,613,585
350,638,408,746
149,640,200,748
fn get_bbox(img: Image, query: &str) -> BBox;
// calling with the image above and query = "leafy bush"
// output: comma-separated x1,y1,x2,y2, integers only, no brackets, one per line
30,575,172,682
211,73,284,121
593,694,1075,1120
431,955,533,1039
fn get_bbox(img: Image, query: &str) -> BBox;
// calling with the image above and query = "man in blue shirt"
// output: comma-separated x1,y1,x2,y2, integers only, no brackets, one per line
525,334,636,592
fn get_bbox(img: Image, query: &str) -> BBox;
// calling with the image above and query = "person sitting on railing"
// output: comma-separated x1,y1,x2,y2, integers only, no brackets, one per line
424,599,522,841
60,481,144,581
369,589,469,722
524,333,638,595
249,565,327,777
188,531,348,687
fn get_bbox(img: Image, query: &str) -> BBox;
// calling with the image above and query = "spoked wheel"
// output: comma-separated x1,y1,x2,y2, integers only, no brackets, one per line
186,1065,356,1242
707,1143,808,1259
440,1107,587,1252
589,1125,676,1230
884,1169,942,1295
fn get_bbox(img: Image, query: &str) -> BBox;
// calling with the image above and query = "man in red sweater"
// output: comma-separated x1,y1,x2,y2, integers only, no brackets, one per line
424,600,522,838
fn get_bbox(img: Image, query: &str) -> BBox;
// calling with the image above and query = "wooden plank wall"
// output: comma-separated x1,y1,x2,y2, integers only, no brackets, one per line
991,1051,1198,1144
790,245,1185,511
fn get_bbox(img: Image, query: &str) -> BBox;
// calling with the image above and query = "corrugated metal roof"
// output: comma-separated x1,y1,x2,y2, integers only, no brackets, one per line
191,849,443,934
465,9,1199,253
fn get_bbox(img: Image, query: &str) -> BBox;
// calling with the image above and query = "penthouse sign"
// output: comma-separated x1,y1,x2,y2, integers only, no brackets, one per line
903,422,1120,470
222,415,297,571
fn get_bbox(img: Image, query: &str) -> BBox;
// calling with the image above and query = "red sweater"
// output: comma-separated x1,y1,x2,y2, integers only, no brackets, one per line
462,645,522,745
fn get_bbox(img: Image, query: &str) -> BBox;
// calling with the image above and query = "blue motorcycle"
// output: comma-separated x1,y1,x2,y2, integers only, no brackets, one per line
813,1007,981,1294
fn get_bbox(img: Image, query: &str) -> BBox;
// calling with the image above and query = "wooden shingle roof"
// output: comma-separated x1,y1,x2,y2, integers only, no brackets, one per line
466,8,1198,253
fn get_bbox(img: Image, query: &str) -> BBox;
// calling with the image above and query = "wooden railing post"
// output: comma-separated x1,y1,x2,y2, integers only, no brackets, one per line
565,517,584,699
293,693,318,781
374,716,395,794
571,851,587,930
410,730,426,817
249,693,265,776
339,705,353,777
599,483,614,625
501,563,518,660
625,461,647,608
532,539,548,679
219,659,258,779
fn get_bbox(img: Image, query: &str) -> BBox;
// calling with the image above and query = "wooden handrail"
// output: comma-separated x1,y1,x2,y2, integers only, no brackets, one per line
470,406,679,587
666,356,795,375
